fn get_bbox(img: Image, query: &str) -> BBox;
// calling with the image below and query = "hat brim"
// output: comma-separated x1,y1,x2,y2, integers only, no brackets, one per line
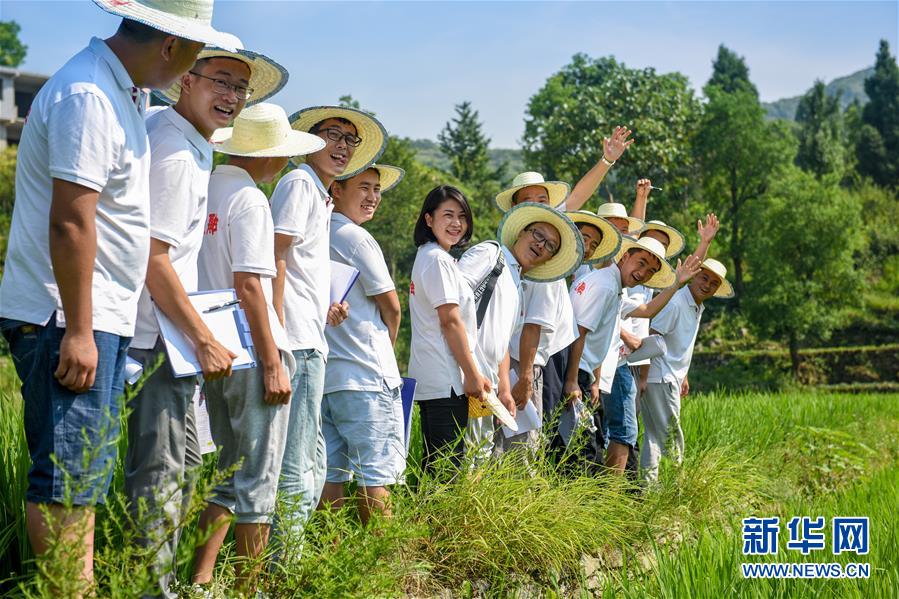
211,128,325,158
154,48,288,107
498,202,584,283
616,236,676,289
494,181,569,213
714,279,735,298
566,211,622,265
640,223,686,258
288,106,387,178
337,164,405,193
92,0,238,49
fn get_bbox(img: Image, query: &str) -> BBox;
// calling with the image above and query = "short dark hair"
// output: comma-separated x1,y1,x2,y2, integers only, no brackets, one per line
309,116,357,136
117,18,170,44
413,185,474,249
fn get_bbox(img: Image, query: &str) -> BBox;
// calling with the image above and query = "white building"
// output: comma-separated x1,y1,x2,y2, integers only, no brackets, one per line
0,66,49,150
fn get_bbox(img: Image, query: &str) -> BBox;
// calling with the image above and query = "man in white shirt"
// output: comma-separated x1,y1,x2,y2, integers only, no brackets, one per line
319,164,405,525
272,106,387,540
641,258,733,483
0,3,231,588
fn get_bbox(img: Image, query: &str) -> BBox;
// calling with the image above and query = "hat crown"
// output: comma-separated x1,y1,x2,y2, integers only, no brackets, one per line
702,258,728,279
647,219,668,226
511,172,547,187
635,236,667,258
140,0,213,22
228,103,291,153
595,202,629,219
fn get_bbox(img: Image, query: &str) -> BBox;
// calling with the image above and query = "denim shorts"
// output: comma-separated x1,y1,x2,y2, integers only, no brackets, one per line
322,381,405,487
602,363,638,447
1,316,130,506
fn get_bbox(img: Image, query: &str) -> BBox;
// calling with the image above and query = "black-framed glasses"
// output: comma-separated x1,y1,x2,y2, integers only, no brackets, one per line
189,71,253,100
526,226,559,255
318,127,362,147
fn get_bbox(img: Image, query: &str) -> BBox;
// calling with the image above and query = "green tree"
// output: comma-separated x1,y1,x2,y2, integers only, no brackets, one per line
437,101,493,186
338,94,362,111
745,167,864,376
705,44,758,98
795,80,845,178
856,40,899,187
522,53,699,219
0,21,27,67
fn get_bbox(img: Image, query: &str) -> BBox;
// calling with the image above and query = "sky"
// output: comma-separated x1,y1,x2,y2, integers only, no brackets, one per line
3,1,897,148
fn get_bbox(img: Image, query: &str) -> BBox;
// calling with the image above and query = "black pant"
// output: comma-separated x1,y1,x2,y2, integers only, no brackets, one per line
541,345,570,454
418,392,468,475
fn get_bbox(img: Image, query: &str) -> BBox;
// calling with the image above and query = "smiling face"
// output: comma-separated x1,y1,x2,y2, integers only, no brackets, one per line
179,57,251,138
306,117,359,182
512,185,551,206
332,168,382,225
618,248,662,288
512,221,561,272
577,223,603,258
424,198,468,250
642,228,671,249
688,267,723,304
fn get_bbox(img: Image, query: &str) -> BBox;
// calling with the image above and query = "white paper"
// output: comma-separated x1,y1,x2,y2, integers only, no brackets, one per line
559,399,595,447
125,356,143,386
626,334,668,365
501,399,541,438
330,260,360,304
193,386,216,455
154,290,255,377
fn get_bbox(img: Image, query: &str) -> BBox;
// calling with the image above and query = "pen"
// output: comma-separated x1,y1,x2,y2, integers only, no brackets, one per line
649,186,664,191
203,299,240,313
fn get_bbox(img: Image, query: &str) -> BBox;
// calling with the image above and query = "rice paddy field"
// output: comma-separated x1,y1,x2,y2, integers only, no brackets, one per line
0,357,897,598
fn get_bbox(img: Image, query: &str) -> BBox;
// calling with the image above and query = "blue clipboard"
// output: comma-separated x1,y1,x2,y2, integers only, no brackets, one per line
401,377,416,451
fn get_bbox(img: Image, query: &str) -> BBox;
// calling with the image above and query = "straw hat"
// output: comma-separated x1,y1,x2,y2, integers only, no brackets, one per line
155,35,288,107
494,172,569,212
565,211,622,265
498,202,584,283
337,163,405,193
92,0,236,49
616,236,676,289
210,103,325,157
288,106,387,178
639,220,686,258
594,203,644,233
700,258,735,298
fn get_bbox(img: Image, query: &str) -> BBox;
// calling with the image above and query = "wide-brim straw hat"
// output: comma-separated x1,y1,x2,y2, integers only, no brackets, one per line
494,172,569,213
595,202,644,233
210,103,325,158
92,0,237,49
498,202,584,283
701,258,735,298
155,37,287,107
615,236,676,289
640,220,686,258
565,211,622,265
337,163,405,193
288,106,387,178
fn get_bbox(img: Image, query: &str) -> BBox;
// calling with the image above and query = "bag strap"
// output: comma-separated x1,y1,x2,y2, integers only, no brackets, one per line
473,241,505,328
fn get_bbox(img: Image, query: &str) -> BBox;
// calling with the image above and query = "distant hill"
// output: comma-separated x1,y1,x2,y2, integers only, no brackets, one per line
763,67,873,120
409,139,524,179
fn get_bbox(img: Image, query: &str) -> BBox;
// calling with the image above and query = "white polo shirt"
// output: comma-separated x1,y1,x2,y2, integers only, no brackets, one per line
570,263,624,380
624,285,653,366
270,163,332,354
648,285,705,386
0,37,150,336
197,164,290,354
408,242,477,400
324,212,402,394
598,295,642,393
132,107,212,349
510,278,576,368
458,242,523,387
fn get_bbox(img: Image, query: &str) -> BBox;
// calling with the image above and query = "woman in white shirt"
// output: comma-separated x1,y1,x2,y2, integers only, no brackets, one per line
408,185,489,473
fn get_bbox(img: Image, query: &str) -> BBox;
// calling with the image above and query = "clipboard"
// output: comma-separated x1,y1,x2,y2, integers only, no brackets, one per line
330,260,360,304
401,377,416,452
153,289,256,378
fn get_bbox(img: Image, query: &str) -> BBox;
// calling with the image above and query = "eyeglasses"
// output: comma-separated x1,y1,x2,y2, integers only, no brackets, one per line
318,127,362,148
189,72,253,100
526,227,559,255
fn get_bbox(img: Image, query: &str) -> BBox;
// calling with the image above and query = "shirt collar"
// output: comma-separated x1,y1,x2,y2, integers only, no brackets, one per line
89,37,136,93
331,211,353,226
214,164,256,185
609,262,623,292
298,163,330,199
501,245,522,285
681,285,702,313
160,107,211,158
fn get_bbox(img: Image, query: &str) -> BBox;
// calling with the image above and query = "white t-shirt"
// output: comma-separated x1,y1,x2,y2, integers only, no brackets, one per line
270,164,332,354
132,107,212,349
324,212,402,394
408,242,477,400
0,37,150,337
197,164,290,354
648,286,705,386
569,263,624,381
624,285,653,366
511,278,576,368
598,295,642,393
458,242,522,388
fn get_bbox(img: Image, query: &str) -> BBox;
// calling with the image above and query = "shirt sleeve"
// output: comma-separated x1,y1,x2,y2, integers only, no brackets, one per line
420,254,462,310
229,192,276,277
270,174,312,241
570,276,615,332
47,92,117,192
521,282,557,330
352,235,395,296
457,242,498,288
650,299,679,336
148,158,194,248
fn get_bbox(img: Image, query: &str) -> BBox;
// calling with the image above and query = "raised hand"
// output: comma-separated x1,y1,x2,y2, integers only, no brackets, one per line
697,213,719,244
674,254,703,286
635,178,652,203
603,126,635,163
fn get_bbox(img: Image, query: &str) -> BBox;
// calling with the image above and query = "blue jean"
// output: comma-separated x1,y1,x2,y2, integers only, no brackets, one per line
1,316,130,506
602,363,638,447
276,348,326,537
